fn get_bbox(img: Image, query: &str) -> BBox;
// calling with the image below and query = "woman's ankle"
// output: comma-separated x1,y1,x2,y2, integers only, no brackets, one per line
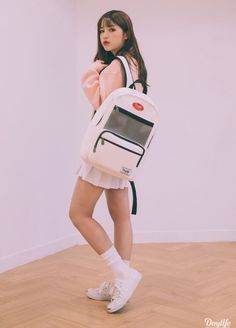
122,259,130,267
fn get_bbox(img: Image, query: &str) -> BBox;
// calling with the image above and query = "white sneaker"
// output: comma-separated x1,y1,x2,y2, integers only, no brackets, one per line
107,268,142,313
86,281,113,301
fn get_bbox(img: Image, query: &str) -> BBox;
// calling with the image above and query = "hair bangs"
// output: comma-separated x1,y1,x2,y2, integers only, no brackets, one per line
100,17,114,29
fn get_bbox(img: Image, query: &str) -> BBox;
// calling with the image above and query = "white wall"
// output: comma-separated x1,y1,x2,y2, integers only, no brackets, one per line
0,0,81,272
1,0,236,273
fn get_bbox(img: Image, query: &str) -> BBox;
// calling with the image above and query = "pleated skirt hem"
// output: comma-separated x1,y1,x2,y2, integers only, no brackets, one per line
75,160,129,189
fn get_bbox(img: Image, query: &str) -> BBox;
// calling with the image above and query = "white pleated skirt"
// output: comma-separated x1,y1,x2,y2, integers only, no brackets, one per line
75,160,129,189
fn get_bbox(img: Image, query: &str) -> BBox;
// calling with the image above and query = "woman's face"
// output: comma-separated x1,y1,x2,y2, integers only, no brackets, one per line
99,20,127,55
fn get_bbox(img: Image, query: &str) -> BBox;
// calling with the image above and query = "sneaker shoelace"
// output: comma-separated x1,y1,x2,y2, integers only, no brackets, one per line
109,281,124,302
98,281,111,296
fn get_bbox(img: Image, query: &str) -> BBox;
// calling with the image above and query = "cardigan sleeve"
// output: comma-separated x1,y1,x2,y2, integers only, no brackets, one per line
81,59,124,111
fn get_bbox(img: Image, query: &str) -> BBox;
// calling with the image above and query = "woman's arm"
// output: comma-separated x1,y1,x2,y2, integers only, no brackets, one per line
81,59,124,111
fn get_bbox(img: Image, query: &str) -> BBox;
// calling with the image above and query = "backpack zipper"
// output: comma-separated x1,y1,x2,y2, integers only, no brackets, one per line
93,130,145,167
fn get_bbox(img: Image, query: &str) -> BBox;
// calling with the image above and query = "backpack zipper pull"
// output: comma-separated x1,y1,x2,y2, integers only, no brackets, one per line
93,137,104,152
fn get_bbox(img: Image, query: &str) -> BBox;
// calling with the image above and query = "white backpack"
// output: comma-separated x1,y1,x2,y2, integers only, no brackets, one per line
80,56,159,213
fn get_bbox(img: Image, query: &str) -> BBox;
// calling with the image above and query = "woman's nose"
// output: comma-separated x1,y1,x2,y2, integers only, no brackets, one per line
103,30,109,38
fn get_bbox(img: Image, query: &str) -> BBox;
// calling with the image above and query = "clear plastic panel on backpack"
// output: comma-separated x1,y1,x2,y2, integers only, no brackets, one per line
103,105,153,146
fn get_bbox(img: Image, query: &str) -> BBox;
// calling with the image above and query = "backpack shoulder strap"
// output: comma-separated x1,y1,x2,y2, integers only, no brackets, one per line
115,55,135,89
115,56,148,95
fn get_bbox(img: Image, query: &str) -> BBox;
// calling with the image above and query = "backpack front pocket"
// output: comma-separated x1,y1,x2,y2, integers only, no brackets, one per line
88,130,145,179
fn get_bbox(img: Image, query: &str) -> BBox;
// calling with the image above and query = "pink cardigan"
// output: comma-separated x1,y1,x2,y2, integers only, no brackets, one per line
81,58,142,111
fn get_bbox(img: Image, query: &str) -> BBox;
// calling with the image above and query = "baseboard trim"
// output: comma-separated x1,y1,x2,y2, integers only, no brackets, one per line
132,229,236,243
1,230,235,273
0,233,82,273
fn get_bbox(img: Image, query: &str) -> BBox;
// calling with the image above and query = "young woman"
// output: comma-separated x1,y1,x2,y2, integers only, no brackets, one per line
69,10,148,313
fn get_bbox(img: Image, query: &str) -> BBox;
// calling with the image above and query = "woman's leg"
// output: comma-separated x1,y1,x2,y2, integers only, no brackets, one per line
105,187,133,261
69,177,112,254
70,179,141,313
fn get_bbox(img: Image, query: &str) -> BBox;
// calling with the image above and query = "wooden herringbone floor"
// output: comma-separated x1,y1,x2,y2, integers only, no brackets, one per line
0,242,236,328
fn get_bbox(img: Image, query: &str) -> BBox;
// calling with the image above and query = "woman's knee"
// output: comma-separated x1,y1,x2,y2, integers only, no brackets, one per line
69,206,87,226
105,189,131,222
106,203,117,221
109,207,131,223
68,177,103,225
69,196,94,226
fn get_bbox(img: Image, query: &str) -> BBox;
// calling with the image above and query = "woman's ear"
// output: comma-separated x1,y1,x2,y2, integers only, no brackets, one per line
124,32,128,40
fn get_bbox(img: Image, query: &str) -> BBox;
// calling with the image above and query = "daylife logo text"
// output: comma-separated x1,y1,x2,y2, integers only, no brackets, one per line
204,318,231,328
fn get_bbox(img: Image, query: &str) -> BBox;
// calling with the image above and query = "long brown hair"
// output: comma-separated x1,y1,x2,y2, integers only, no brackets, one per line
94,10,148,87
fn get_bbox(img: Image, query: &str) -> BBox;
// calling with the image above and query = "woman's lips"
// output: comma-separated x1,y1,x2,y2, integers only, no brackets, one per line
103,41,110,45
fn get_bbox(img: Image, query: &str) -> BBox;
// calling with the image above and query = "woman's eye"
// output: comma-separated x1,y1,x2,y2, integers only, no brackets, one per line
99,28,115,33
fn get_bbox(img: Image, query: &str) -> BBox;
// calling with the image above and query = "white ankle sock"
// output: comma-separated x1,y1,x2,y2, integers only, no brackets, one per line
101,246,130,280
123,260,130,267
